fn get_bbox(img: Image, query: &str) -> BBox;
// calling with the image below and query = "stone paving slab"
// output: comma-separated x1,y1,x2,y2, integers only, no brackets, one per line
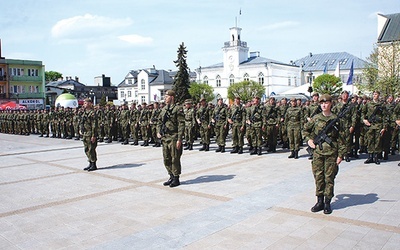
0,133,400,249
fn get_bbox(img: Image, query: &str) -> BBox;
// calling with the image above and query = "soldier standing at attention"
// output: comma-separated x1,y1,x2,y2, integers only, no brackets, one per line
278,98,289,149
150,102,162,147
197,98,211,152
157,90,185,188
246,96,264,155
228,96,246,154
264,97,279,153
81,98,99,172
212,97,228,153
303,94,346,215
361,91,387,165
285,98,303,159
120,103,131,145
305,93,321,159
183,99,196,150
129,102,140,145
139,102,151,146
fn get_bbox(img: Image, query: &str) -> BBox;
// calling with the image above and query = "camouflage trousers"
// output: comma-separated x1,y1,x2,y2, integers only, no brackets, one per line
162,136,182,176
312,152,338,199
265,124,278,148
83,135,97,163
231,124,244,147
364,126,383,153
214,123,227,146
249,126,263,147
199,123,210,145
184,124,194,144
287,126,301,151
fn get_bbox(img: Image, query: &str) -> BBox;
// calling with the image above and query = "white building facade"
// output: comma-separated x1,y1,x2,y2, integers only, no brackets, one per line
198,26,301,101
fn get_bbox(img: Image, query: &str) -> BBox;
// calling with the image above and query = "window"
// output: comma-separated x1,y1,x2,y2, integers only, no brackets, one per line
121,91,125,99
288,77,291,86
203,76,208,85
229,74,235,85
339,58,348,65
128,91,132,98
258,73,264,85
294,76,298,86
141,96,146,104
29,86,39,93
128,79,132,85
243,73,249,82
160,90,165,100
141,79,145,90
135,91,138,97
329,59,336,65
216,75,221,87
0,85,4,93
309,60,318,67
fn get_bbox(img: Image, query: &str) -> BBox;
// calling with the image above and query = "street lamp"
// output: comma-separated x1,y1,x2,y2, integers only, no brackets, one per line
307,72,313,97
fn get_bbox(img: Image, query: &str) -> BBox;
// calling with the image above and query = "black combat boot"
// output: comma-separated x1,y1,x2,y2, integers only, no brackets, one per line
184,143,190,150
189,143,193,150
131,140,138,145
311,195,324,212
83,162,92,171
169,175,180,188
87,162,97,172
288,150,295,158
121,139,129,145
294,150,299,159
163,174,174,186
374,154,380,165
364,153,374,164
216,145,222,152
257,147,262,155
221,146,225,153
391,148,396,155
324,197,332,214
230,146,238,154
250,146,258,155
353,148,359,159
383,151,389,160
199,143,206,151
238,146,243,154
345,154,350,162
39,134,43,137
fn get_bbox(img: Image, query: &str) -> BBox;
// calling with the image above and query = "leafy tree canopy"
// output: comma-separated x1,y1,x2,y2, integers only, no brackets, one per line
172,42,191,104
313,74,342,96
188,82,214,103
45,71,62,82
227,80,265,103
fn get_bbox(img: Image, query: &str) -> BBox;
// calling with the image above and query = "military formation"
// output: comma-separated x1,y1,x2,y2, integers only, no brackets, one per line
1,90,400,166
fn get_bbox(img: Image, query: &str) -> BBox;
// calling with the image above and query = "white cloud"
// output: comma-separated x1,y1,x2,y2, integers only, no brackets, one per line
118,34,153,45
258,21,299,31
51,14,132,40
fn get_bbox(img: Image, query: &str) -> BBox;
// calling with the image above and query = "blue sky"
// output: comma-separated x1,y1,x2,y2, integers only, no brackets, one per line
1,0,399,85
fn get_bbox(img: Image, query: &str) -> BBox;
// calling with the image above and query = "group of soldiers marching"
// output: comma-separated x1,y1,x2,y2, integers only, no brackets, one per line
1,90,399,165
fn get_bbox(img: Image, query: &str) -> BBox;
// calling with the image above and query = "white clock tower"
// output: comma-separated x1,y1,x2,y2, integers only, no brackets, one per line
223,26,249,72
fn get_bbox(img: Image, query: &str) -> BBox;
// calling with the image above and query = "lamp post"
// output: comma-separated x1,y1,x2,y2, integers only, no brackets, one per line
307,72,313,97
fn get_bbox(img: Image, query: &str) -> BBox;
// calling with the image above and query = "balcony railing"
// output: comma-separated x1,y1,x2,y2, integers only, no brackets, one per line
9,75,43,82
10,92,45,99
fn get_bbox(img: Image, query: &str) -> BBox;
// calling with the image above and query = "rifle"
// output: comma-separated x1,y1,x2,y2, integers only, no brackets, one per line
230,105,241,121
265,105,275,120
310,105,322,118
160,106,170,136
367,104,382,123
313,103,351,150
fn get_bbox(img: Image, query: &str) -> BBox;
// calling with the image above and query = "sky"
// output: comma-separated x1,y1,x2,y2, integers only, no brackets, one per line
1,0,400,86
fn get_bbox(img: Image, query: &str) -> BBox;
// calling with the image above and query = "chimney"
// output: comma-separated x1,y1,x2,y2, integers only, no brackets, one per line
75,76,79,82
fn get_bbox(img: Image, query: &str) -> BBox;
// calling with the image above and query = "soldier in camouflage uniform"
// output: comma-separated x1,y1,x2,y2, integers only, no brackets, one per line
394,104,400,166
183,99,196,150
42,108,50,137
150,102,162,147
120,104,131,145
228,96,246,154
332,90,357,162
196,98,211,151
278,98,289,149
383,95,396,158
264,97,279,153
303,94,346,215
246,96,264,155
157,90,185,188
139,102,151,146
129,103,140,145
285,98,303,159
361,91,387,165
212,97,228,153
81,98,99,171
73,108,81,140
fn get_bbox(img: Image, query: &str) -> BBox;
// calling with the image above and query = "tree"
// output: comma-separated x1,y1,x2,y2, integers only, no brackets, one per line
312,74,342,96
45,71,62,82
359,42,400,96
227,80,265,103
172,42,191,104
188,82,214,103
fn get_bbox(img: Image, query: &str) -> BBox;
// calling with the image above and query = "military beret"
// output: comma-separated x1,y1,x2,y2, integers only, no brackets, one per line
200,98,206,102
312,92,320,97
166,89,175,97
84,98,92,103
319,94,332,103
290,97,297,102
341,90,349,95
184,99,192,104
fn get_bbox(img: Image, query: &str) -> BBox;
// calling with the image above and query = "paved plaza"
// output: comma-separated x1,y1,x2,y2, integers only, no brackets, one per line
1,133,400,249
